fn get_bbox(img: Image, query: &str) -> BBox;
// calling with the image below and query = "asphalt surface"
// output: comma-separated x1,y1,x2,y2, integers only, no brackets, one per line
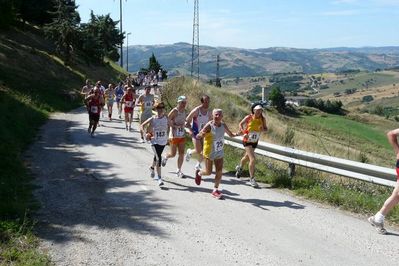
26,107,399,266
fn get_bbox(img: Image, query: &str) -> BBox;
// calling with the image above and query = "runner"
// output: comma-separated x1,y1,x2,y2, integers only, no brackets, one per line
185,95,212,171
368,128,399,234
84,87,104,137
81,79,92,98
162,96,188,178
115,81,125,119
235,104,268,188
120,86,136,131
92,81,106,126
104,83,115,121
137,86,155,143
141,101,170,187
194,109,238,199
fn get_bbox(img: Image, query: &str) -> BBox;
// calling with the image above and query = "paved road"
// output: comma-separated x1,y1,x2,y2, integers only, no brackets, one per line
27,107,399,266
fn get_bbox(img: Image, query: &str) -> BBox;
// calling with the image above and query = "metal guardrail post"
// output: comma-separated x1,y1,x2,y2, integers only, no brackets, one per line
288,163,296,177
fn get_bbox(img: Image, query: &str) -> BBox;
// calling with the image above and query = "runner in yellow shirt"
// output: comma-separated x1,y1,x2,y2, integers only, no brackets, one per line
235,104,268,188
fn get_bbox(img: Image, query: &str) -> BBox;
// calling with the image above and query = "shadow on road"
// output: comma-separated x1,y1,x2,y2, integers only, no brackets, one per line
28,110,175,245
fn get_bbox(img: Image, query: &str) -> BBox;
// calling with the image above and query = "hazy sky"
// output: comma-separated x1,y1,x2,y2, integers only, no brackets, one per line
76,0,399,49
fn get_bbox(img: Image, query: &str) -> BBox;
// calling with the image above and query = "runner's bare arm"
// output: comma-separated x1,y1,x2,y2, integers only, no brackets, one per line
196,122,211,139
387,128,399,157
238,115,250,135
224,124,238,138
262,116,268,132
168,109,177,128
140,117,153,132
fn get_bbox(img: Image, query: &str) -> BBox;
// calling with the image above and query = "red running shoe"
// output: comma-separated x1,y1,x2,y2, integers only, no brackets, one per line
195,169,201,185
211,190,223,199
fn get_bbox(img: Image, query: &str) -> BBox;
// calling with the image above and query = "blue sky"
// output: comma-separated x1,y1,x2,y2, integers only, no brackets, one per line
76,0,399,49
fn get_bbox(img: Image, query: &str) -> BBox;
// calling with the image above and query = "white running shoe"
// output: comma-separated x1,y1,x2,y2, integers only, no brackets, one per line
176,171,185,178
368,216,387,234
185,149,192,162
158,178,164,186
249,178,259,188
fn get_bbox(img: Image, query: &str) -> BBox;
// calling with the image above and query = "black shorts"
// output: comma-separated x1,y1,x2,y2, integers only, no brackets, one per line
89,113,100,122
243,141,258,149
152,144,166,167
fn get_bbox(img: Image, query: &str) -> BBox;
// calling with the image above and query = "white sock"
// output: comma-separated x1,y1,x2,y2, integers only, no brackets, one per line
375,212,385,223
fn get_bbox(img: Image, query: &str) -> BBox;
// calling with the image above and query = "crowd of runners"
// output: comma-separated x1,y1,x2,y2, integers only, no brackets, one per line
81,78,399,234
81,79,268,199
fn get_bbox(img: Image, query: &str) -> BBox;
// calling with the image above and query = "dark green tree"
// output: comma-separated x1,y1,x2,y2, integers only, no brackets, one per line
17,0,55,25
44,0,80,65
147,53,167,80
79,11,123,63
268,86,286,112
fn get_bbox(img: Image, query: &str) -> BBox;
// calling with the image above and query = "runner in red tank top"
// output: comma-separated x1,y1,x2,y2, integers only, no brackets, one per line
84,87,104,137
120,86,136,131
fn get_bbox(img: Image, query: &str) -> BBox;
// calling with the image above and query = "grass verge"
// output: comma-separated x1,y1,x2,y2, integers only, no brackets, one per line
0,24,125,264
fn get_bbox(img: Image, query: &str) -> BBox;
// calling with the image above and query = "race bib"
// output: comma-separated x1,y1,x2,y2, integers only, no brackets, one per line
155,130,167,142
125,101,133,107
90,106,98,113
175,127,185,137
200,123,205,130
214,138,224,152
247,131,260,143
145,101,152,108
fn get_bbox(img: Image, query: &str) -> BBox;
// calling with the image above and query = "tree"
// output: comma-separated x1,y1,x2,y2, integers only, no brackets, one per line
147,53,167,80
44,0,80,65
268,87,286,112
79,11,123,63
17,0,55,25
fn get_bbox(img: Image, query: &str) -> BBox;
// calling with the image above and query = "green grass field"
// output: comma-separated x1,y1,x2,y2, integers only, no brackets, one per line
301,114,391,150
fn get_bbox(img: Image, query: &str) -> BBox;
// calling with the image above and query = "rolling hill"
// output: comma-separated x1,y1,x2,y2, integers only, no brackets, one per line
126,43,399,78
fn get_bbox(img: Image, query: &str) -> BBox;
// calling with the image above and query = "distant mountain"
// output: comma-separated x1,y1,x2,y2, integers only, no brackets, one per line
125,43,399,78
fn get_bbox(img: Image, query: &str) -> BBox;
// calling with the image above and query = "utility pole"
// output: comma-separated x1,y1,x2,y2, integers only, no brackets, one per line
191,0,199,80
126,32,131,72
215,54,221,87
119,0,123,68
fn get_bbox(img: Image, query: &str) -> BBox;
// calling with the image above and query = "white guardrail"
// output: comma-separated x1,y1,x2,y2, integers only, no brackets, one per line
224,136,397,187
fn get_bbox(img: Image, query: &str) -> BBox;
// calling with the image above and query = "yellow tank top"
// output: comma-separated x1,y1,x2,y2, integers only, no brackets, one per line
246,116,263,132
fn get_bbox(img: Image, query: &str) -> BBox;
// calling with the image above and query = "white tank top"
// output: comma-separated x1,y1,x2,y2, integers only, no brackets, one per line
197,109,210,130
152,115,168,145
170,108,186,138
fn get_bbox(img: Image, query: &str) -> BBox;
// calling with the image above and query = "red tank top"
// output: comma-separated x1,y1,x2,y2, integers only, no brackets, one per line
89,97,101,114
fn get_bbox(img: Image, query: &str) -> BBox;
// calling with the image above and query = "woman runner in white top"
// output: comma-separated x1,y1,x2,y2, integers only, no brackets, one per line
141,101,170,187
162,96,188,178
